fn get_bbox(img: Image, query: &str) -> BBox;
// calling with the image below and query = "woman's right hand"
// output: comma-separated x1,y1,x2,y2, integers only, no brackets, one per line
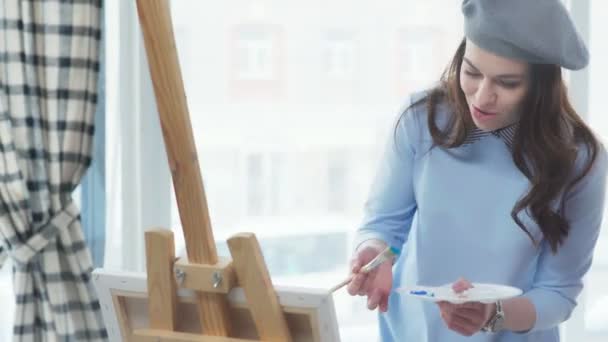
347,242,394,312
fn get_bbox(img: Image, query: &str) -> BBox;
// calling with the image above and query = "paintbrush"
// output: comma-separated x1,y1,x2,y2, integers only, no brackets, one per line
330,246,399,293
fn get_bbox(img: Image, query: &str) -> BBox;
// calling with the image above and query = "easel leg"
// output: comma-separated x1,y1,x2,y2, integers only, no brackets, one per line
228,233,293,342
145,230,178,331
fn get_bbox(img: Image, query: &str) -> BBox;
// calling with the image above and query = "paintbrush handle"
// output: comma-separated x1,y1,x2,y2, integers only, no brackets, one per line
330,275,354,293
331,246,397,293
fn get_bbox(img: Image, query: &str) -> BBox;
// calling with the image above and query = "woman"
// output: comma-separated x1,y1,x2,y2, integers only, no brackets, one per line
347,0,607,341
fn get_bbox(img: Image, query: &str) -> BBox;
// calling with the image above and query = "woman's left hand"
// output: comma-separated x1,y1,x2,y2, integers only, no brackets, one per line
436,278,495,336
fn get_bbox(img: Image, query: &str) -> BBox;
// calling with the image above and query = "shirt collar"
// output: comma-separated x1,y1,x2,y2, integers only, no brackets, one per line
462,123,518,150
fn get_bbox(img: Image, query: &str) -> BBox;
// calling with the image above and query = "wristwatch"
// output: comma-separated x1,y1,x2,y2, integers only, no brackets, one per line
481,300,505,333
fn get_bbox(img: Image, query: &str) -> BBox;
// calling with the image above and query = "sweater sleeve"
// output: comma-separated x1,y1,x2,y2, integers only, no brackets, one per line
522,146,608,332
354,96,423,252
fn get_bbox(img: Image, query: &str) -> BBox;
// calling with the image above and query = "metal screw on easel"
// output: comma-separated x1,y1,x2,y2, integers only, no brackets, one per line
175,268,185,285
212,271,222,288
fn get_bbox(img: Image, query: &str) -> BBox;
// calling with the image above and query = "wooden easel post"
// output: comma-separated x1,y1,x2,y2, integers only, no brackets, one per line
133,1,293,341
135,0,232,336
144,230,178,331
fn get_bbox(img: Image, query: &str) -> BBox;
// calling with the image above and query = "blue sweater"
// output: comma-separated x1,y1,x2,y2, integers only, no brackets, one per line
355,91,608,341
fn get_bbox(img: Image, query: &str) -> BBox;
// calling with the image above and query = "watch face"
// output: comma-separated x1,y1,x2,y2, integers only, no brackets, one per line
492,315,505,332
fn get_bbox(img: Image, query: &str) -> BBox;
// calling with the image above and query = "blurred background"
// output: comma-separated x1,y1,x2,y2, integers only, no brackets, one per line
1,0,606,340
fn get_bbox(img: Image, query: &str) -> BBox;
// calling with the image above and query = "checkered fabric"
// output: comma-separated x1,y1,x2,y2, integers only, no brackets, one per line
0,1,107,340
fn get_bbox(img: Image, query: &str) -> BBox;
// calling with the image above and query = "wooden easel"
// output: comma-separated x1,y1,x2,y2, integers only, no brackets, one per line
131,1,295,341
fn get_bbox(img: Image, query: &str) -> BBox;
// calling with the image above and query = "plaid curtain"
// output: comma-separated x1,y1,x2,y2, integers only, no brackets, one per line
0,1,107,341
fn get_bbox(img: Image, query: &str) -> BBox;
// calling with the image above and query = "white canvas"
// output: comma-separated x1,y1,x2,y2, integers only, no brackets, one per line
92,268,341,342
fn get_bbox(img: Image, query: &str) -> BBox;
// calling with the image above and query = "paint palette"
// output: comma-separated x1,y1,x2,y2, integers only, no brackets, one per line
396,283,523,304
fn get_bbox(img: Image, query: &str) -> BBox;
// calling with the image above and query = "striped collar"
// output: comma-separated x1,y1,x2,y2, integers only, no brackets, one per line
462,124,518,150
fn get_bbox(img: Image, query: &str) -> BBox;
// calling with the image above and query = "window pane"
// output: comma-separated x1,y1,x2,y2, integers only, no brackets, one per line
169,1,458,340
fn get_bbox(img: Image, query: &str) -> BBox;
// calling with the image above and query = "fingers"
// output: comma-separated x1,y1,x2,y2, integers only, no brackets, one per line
347,273,366,296
359,273,372,295
346,269,379,297
459,301,484,309
347,247,382,296
367,288,384,311
452,277,474,293
443,314,478,336
359,266,382,295
451,308,483,327
347,255,366,295
379,293,389,312
367,289,381,310
347,247,392,314
438,306,477,336
437,301,487,336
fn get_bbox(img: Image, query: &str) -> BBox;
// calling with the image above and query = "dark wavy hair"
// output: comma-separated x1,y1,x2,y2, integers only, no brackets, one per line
402,39,599,253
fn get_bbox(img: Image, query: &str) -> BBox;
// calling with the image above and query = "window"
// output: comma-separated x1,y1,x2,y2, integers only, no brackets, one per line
246,153,265,215
94,1,607,342
401,30,436,81
234,29,277,81
327,151,348,213
217,231,348,278
269,153,285,214
230,24,284,99
323,31,356,80
397,27,445,94
165,2,461,339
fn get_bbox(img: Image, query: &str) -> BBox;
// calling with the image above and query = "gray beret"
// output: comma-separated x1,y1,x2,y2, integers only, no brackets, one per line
462,0,589,70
